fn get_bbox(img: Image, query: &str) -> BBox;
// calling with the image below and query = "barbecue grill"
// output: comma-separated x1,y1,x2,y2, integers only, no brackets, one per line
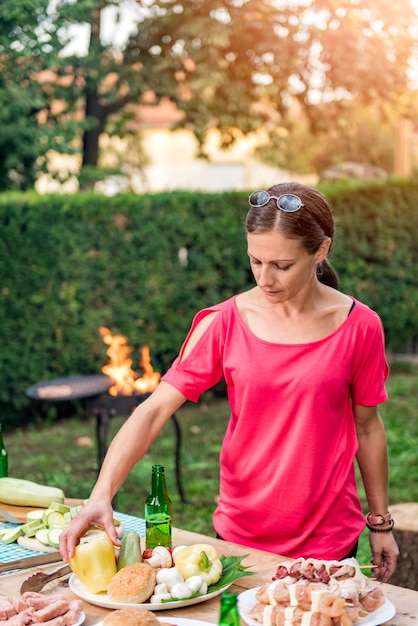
26,375,186,502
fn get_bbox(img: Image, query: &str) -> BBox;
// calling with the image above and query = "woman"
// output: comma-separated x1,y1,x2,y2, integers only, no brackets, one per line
60,182,399,581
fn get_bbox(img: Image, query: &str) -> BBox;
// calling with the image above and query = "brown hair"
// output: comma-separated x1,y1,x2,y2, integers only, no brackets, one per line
246,182,339,289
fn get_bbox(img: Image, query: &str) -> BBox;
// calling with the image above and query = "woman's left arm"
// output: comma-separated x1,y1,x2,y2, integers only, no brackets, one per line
354,404,399,582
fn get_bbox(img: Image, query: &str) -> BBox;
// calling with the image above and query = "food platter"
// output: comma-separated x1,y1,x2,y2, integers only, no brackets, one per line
237,587,396,626
69,574,231,611
95,617,213,626
157,617,213,626
73,611,86,626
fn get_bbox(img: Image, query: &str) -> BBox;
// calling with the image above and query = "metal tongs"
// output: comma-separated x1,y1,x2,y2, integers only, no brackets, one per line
20,563,72,594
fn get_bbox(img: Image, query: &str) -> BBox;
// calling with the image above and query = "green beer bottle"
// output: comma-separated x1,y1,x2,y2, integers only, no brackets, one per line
0,423,8,478
145,464,172,549
219,591,241,626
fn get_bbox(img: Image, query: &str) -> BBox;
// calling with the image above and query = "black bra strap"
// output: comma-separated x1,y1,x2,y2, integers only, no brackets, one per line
348,300,356,317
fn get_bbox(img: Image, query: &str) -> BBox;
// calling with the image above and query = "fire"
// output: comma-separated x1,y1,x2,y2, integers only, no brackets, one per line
99,326,160,396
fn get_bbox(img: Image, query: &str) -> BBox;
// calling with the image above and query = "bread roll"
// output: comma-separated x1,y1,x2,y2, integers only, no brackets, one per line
104,609,159,626
107,562,156,604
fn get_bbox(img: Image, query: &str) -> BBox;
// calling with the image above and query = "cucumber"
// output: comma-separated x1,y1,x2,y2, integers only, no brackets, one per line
117,530,142,570
0,477,64,508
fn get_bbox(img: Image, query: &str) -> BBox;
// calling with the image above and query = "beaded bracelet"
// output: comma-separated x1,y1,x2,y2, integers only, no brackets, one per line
366,512,395,533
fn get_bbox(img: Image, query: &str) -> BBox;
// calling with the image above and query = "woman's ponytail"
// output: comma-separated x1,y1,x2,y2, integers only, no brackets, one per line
317,259,339,290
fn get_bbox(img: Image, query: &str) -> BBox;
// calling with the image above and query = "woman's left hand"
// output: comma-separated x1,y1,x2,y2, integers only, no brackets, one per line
369,531,399,582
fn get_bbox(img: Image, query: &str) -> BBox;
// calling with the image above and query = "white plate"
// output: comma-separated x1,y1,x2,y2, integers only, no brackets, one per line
237,587,396,626
74,611,86,626
94,616,213,626
69,573,231,611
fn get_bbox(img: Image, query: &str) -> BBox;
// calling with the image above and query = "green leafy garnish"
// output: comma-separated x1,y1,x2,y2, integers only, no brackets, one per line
207,554,255,592
163,553,255,602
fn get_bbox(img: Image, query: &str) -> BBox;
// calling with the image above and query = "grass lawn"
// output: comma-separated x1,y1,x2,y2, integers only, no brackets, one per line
4,362,417,569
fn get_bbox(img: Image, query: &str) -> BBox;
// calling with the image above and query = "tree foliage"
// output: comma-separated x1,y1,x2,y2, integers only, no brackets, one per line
0,0,417,189
0,0,49,189
126,0,418,158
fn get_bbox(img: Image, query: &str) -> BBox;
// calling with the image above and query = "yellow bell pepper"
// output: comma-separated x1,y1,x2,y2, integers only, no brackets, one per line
174,543,222,585
69,535,117,593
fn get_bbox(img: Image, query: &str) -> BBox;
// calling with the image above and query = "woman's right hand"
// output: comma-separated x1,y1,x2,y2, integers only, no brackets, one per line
59,497,120,562
59,384,187,563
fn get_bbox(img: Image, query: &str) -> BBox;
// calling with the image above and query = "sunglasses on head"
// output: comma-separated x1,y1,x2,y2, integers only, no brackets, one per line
248,190,304,213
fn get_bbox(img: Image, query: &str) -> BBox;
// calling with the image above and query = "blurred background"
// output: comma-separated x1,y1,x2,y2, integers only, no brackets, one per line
1,0,418,194
0,0,417,587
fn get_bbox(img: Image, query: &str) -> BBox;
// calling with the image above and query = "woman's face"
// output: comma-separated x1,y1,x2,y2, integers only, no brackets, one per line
247,230,328,304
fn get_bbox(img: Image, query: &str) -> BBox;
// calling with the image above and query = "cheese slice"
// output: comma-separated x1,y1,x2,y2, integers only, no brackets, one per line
301,611,314,626
288,583,299,606
310,589,328,612
262,604,273,626
266,580,282,606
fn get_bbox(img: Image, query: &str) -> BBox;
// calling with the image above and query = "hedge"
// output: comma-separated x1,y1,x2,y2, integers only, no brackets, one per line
1,179,417,426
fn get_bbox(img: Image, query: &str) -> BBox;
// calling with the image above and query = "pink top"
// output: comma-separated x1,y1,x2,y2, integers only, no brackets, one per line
161,295,389,559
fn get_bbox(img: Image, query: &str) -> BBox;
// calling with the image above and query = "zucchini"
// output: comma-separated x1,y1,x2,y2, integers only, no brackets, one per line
21,519,44,536
49,501,71,514
35,528,51,545
117,530,142,570
1,526,23,545
0,477,64,508
48,527,63,548
26,510,45,522
45,510,66,528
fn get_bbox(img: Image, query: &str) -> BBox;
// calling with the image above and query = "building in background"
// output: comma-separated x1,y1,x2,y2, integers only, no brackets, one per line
36,97,312,195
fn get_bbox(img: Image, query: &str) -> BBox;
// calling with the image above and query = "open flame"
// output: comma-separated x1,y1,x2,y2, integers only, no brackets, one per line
99,326,160,396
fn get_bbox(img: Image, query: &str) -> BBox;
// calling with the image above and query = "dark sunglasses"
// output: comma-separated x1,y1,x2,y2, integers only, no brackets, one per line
248,190,304,213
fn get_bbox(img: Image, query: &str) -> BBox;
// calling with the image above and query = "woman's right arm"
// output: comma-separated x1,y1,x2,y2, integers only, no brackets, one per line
59,381,187,561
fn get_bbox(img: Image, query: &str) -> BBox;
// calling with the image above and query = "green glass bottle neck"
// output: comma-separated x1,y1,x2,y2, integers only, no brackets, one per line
0,424,8,476
219,592,240,626
150,466,168,496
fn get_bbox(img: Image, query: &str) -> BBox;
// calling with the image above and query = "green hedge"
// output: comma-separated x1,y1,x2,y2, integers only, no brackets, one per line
1,180,417,425
321,178,418,353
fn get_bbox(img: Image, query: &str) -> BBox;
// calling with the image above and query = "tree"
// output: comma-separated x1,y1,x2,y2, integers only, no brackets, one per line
0,1,50,189
0,0,89,189
0,0,417,189
138,0,417,148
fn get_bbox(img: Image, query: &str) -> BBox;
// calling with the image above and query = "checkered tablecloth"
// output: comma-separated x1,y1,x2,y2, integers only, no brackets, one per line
0,511,145,565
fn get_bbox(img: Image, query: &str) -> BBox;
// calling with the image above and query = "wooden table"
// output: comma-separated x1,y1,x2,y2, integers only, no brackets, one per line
1,527,417,625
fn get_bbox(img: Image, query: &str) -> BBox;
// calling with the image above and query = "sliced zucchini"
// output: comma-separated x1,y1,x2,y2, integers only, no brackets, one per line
49,501,71,514
1,526,23,545
26,509,45,522
70,504,83,519
42,508,54,524
45,510,66,528
21,519,45,537
48,527,63,548
35,528,51,546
